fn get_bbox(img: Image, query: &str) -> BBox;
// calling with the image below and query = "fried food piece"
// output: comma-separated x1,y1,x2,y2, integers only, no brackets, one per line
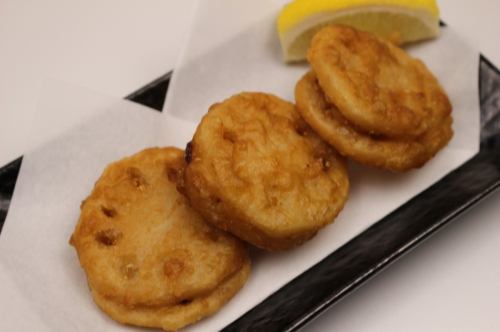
91,260,250,332
295,71,453,171
182,93,349,251
308,25,452,138
70,147,248,310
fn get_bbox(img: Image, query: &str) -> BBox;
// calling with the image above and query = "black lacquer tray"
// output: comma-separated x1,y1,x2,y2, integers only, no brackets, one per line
1,52,499,331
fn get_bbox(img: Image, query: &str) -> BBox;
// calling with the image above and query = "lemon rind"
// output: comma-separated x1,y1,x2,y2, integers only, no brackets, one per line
280,5,439,62
278,0,440,34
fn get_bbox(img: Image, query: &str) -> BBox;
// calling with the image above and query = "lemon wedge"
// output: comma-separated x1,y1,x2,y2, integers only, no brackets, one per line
277,0,441,62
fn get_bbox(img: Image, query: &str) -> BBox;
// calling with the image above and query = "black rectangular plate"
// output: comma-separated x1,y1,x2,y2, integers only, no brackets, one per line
1,53,499,332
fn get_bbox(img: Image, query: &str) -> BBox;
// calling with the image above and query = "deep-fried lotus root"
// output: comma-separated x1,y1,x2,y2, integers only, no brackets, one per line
295,71,453,172
92,260,250,332
70,147,249,324
182,92,349,251
308,25,452,139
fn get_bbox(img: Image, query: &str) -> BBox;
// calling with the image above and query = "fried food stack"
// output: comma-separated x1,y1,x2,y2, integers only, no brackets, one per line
70,25,453,331
296,25,453,172
70,148,250,331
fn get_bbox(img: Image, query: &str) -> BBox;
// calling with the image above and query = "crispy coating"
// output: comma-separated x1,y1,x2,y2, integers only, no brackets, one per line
308,25,452,138
295,71,453,172
182,93,349,251
70,147,248,308
91,260,250,332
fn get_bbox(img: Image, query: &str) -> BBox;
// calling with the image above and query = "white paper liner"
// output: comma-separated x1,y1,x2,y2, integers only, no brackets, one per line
1,1,481,331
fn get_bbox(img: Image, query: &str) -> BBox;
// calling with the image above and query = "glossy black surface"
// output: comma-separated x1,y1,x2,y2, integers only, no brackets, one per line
480,55,500,148
0,157,22,233
0,49,499,332
125,72,171,111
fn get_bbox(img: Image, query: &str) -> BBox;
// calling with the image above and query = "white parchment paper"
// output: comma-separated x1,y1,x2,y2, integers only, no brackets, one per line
164,0,479,153
1,1,481,331
0,86,196,332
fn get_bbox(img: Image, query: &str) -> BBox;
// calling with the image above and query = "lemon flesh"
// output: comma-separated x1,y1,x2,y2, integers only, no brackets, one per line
278,0,440,62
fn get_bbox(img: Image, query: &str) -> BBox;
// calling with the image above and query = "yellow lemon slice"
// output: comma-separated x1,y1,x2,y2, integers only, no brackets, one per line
277,0,441,62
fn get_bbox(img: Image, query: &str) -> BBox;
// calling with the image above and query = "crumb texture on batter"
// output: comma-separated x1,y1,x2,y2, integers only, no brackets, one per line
183,92,349,250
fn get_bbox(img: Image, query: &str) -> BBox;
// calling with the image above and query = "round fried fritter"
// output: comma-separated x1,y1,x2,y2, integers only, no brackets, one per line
308,25,452,139
295,71,453,172
70,147,248,307
91,259,250,332
182,92,349,251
